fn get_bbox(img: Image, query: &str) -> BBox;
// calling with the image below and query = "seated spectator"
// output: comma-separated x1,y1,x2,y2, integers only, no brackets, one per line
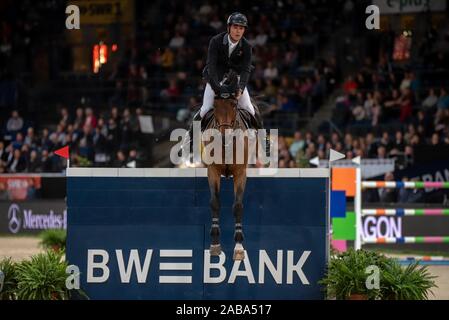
437,88,449,110
263,61,278,80
84,107,98,129
398,177,423,203
422,88,438,110
383,89,401,119
27,150,42,173
161,79,180,100
161,48,175,69
6,110,24,136
112,150,127,167
379,172,398,203
24,127,38,149
275,94,296,112
398,88,413,122
399,72,411,91
209,14,223,31
435,109,449,132
73,107,85,129
59,106,71,126
343,76,358,95
393,130,405,152
377,145,387,159
7,149,26,173
370,99,381,126
169,32,185,49
379,131,392,151
128,148,138,167
39,150,50,171
289,131,305,158
0,141,6,164
278,158,287,168
402,145,414,168
430,132,441,146
299,78,313,98
288,159,297,168
12,132,24,150
93,126,109,165
352,104,366,123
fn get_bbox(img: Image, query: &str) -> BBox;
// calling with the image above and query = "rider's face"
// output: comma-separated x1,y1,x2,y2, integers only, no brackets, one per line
229,24,245,43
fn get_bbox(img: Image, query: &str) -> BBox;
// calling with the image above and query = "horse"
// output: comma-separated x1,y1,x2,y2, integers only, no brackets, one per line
201,71,253,261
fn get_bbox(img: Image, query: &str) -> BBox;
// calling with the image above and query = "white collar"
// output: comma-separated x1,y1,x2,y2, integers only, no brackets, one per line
228,35,239,47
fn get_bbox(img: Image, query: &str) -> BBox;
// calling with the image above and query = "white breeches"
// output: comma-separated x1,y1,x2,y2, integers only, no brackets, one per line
199,83,255,117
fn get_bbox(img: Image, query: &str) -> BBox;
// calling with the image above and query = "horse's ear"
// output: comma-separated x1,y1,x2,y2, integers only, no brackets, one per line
228,70,238,90
228,69,237,80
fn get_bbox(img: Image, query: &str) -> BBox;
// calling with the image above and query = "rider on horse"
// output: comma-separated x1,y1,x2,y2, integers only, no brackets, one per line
185,12,266,150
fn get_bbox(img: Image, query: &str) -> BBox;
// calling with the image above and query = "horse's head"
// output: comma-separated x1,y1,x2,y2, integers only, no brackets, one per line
214,70,238,135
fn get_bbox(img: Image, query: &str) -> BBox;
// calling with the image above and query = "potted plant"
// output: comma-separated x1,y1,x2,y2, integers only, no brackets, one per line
39,229,66,252
319,249,388,300
381,260,437,300
15,249,69,300
0,257,18,300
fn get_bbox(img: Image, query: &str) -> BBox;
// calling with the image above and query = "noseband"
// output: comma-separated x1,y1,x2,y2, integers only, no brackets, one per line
215,97,238,130
218,121,235,129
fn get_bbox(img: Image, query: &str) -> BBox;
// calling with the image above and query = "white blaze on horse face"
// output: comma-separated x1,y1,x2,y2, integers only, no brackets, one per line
202,128,223,165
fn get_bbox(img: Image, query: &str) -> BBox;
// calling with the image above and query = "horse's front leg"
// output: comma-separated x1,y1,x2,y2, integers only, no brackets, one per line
208,167,222,256
233,168,247,260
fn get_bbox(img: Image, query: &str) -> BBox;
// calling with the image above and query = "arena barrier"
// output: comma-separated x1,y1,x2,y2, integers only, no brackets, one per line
397,256,449,266
66,168,329,300
355,178,449,264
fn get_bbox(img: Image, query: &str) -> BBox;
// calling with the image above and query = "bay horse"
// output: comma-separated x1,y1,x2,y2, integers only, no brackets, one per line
202,71,253,261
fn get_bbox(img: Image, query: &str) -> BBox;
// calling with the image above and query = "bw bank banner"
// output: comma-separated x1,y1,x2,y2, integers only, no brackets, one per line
66,175,328,300
69,225,324,300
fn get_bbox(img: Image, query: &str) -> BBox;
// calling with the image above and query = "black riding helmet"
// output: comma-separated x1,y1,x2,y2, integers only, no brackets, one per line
227,12,248,28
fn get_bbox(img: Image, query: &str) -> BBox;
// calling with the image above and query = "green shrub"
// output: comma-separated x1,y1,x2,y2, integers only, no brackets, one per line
15,250,68,300
320,249,387,300
0,257,18,300
39,229,66,251
381,260,437,300
320,249,438,300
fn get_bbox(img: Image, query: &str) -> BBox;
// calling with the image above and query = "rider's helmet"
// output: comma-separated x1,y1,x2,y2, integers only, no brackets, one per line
227,12,248,29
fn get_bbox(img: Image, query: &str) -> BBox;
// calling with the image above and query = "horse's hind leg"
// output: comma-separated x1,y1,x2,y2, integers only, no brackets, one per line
232,169,247,260
208,167,222,256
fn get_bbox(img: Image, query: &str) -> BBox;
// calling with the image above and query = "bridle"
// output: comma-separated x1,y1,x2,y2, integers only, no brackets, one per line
215,97,238,130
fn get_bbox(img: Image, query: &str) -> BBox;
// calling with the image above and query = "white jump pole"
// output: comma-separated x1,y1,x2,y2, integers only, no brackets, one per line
353,156,362,250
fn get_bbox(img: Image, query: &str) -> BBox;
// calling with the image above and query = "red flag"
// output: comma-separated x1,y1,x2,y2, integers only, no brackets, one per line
54,146,69,159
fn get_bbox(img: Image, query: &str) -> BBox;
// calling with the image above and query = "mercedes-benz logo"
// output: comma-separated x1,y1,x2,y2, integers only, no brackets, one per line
8,204,21,234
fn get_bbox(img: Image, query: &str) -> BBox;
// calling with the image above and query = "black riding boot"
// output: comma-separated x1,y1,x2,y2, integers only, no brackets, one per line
251,110,270,156
185,110,203,153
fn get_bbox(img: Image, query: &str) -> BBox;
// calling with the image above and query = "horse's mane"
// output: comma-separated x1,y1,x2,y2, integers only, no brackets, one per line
203,107,252,131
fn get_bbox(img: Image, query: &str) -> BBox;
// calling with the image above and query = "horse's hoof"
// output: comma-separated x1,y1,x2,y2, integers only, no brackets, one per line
233,249,245,261
233,243,245,260
209,244,222,256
